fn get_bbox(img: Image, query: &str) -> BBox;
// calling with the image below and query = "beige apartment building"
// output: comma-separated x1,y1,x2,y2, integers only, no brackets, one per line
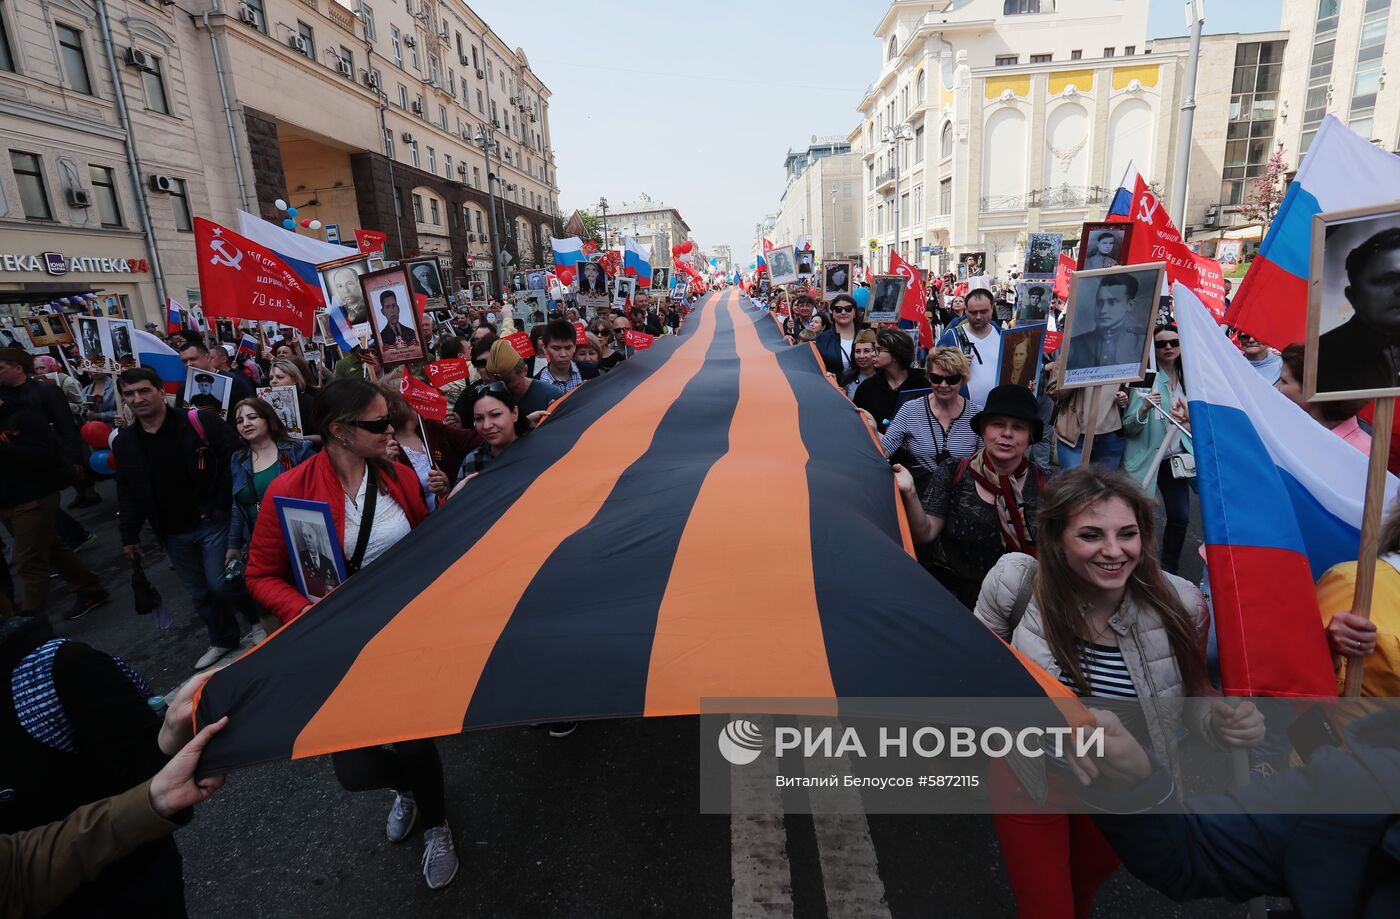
766,138,862,266
0,0,559,328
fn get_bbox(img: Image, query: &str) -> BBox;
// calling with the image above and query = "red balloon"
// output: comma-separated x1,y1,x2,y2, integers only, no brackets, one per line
300,219,312,228
80,420,113,449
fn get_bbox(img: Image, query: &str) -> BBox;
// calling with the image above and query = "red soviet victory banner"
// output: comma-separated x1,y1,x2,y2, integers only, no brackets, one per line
622,329,655,350
1109,175,1227,319
888,249,933,348
425,357,468,389
399,372,447,422
1053,252,1074,301
572,320,588,345
504,330,535,358
354,228,387,255
195,218,323,334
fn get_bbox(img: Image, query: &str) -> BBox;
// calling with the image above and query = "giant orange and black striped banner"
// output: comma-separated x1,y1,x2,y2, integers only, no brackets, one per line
195,290,1064,771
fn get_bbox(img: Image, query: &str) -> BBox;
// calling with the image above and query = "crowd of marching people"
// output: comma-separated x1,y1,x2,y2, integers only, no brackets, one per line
1,259,1398,916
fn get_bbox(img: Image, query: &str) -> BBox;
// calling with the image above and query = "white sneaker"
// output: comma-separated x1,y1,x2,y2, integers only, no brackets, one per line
194,645,236,670
421,822,459,890
244,624,268,646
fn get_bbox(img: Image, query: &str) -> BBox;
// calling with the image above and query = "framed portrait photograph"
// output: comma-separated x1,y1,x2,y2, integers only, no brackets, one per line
766,246,799,286
1014,281,1053,325
526,269,548,292
1077,222,1132,271
109,317,136,367
0,320,33,351
758,278,771,297
959,251,987,280
865,274,909,323
318,254,372,328
469,280,487,303
405,257,448,312
1307,201,1400,401
651,267,670,291
999,323,1048,396
103,295,125,318
273,496,346,601
822,260,853,301
360,265,426,367
1056,262,1166,391
183,367,233,416
24,313,72,347
612,276,636,308
1023,232,1063,280
45,313,74,346
795,248,816,277
257,384,305,439
215,319,238,343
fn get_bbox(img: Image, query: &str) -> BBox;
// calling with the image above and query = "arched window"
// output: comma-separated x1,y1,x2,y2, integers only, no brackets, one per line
940,121,953,158
916,70,926,102
888,35,898,60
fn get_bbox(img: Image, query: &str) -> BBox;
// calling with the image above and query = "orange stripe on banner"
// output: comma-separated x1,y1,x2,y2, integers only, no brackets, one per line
290,297,724,758
644,296,837,716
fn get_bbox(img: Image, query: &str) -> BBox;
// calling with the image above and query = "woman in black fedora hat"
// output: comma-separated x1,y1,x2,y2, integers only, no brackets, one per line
895,384,1046,607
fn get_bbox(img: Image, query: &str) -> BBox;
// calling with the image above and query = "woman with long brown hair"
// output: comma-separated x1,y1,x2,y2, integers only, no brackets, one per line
972,467,1263,919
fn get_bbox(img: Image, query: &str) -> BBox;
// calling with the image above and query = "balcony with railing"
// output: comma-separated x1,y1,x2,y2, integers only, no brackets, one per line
874,168,898,192
980,184,1114,213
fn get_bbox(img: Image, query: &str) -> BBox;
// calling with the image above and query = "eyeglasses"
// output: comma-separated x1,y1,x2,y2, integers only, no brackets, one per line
475,380,510,399
343,415,393,434
1154,339,1180,349
831,305,855,314
927,372,964,385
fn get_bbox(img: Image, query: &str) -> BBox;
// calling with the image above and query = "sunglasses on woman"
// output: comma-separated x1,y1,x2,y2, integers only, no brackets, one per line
927,372,963,385
343,416,393,434
831,305,855,314
1154,338,1180,349
476,380,510,399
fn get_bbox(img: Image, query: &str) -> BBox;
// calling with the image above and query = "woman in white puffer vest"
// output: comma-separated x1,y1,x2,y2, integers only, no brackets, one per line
972,467,1265,919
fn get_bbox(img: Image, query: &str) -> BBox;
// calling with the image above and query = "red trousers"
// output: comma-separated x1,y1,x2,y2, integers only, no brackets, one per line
990,759,1121,919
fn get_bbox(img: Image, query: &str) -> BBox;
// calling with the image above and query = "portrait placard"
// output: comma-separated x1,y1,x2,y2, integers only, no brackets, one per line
1056,262,1165,391
404,257,448,313
73,316,136,374
318,254,372,339
795,248,816,277
822,260,853,301
1014,281,1052,325
575,259,611,314
866,274,908,323
1077,222,1132,271
274,497,346,601
183,367,233,416
651,267,670,291
257,384,304,439
359,265,426,367
999,323,1048,396
1023,232,1063,280
1305,201,1400,401
23,312,73,346
766,246,799,286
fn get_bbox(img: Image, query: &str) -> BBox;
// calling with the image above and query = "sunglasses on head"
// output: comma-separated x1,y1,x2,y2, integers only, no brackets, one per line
1154,338,1180,349
927,372,963,385
476,380,510,399
343,416,393,434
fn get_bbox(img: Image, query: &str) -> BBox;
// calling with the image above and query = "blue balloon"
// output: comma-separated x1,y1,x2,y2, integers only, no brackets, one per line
88,449,114,475
286,207,298,218
853,287,870,309
282,218,295,229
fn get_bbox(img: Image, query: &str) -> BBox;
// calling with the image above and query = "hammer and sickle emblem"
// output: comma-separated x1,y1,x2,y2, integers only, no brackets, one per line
208,237,244,271
1136,192,1159,224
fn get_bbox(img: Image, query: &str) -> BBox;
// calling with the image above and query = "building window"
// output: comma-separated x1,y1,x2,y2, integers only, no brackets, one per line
170,178,192,231
490,100,497,124
390,26,401,66
476,89,484,113
444,154,452,179
1347,0,1391,139
439,105,447,129
1301,3,1338,155
382,128,393,157
1005,0,1053,12
475,210,482,234
10,151,52,219
995,54,1019,66
397,84,407,108
900,192,910,228
473,166,480,187
426,146,435,172
415,94,424,115
409,142,419,168
1030,53,1052,63
1070,49,1082,60
412,194,423,222
1221,40,1284,205
939,121,953,158
429,198,440,225
241,0,266,33
887,35,897,60
56,24,93,94
339,47,354,80
139,54,170,114
1124,45,1136,56
361,4,375,42
90,164,122,226
939,177,952,215
428,54,439,84
916,70,926,102
408,36,418,71
296,22,315,60
1103,47,1115,58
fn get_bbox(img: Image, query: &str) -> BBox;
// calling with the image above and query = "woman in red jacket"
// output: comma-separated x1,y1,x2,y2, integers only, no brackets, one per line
244,379,457,891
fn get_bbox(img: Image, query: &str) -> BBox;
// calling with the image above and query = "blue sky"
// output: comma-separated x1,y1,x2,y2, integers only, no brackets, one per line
471,1,1282,259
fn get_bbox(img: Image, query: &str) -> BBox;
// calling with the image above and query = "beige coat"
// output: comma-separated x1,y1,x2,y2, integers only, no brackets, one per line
974,552,1222,790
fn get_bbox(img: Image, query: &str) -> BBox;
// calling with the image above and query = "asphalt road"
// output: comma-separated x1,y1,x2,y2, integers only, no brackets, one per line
24,422,1250,918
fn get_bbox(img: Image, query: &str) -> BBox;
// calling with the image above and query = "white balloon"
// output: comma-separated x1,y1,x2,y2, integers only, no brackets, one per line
310,220,322,230
108,429,119,449
274,198,287,211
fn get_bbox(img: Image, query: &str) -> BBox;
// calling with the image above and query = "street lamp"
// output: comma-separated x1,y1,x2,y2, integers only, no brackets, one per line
598,196,609,251
883,123,915,266
473,124,505,297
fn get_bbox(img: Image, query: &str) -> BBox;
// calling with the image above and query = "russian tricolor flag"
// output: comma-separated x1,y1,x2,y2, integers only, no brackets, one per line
235,209,355,293
624,236,653,288
1176,283,1397,697
1228,115,1400,349
326,302,357,351
132,328,185,394
166,298,183,335
551,235,585,287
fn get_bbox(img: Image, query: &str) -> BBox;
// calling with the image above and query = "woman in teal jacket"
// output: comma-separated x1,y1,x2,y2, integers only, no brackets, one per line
1121,325,1193,574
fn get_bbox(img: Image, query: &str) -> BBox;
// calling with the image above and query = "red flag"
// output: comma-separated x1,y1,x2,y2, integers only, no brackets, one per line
888,250,933,349
622,329,655,350
1043,331,1064,353
194,218,322,334
581,240,599,255
572,320,588,345
425,357,468,389
354,229,387,255
762,238,774,252
504,330,535,359
414,292,428,315
398,372,447,422
1109,175,1227,319
1053,252,1074,301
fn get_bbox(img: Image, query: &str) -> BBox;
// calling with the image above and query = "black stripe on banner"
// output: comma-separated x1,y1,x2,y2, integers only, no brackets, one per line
461,295,741,727
762,320,1047,700
196,297,722,771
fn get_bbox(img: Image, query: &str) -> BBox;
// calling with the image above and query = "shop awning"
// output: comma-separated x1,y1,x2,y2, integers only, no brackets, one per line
0,282,98,305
